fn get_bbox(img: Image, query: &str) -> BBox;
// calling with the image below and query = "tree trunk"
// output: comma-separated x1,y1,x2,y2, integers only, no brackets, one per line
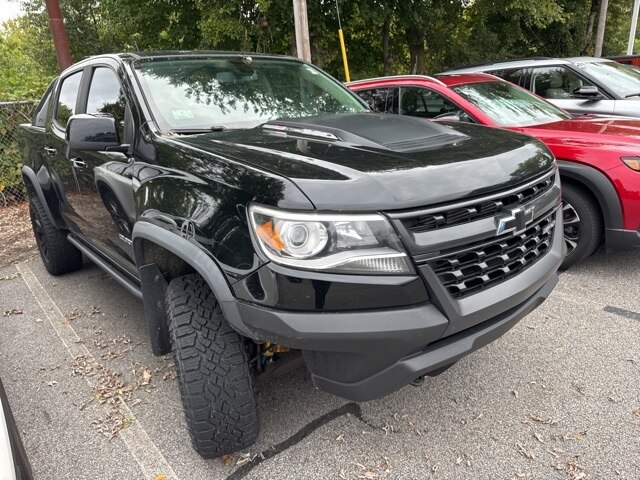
583,0,599,54
594,0,609,56
406,26,425,74
382,16,391,75
409,44,425,74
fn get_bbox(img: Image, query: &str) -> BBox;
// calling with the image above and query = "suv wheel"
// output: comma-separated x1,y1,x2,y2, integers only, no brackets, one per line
29,195,83,275
165,274,259,458
561,183,603,269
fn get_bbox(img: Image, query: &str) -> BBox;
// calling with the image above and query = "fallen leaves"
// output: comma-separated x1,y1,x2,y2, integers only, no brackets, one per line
515,441,535,460
339,457,390,479
571,381,586,396
63,308,84,323
529,414,557,425
0,272,20,281
71,355,96,377
139,368,152,387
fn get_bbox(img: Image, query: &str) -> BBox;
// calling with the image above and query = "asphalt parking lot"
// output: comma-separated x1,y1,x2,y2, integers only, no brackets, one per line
0,250,638,480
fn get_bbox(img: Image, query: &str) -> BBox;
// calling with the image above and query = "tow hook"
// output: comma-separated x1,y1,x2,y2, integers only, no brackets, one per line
410,375,425,387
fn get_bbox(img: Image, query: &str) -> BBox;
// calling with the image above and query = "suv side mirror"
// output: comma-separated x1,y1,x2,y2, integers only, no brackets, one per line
66,114,127,151
571,85,604,100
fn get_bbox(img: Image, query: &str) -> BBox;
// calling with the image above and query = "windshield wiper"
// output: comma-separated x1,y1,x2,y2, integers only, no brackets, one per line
170,126,227,135
624,93,640,98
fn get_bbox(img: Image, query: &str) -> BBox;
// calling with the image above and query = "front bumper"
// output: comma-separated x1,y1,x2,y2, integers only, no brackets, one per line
605,227,640,250
239,273,557,401
236,207,563,401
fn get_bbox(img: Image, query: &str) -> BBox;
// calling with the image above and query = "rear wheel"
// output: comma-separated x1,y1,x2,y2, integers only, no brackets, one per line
561,183,603,269
165,274,259,458
28,195,83,275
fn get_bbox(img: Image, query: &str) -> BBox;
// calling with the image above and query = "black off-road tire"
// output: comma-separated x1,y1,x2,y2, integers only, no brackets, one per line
561,183,603,270
28,195,83,275
165,274,259,458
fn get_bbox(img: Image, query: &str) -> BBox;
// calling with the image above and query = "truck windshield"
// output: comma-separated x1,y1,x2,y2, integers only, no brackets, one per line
134,56,367,132
576,60,640,98
452,81,570,127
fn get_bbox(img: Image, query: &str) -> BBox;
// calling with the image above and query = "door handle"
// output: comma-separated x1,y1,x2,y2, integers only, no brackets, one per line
44,147,57,156
70,158,86,170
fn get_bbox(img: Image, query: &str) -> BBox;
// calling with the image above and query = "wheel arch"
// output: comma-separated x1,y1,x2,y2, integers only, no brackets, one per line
21,165,58,227
557,160,622,240
132,221,256,355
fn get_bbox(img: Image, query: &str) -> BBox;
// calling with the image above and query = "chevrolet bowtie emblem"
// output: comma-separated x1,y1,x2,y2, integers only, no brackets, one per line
496,206,535,236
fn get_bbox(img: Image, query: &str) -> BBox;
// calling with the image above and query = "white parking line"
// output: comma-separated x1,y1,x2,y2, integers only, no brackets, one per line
16,262,179,480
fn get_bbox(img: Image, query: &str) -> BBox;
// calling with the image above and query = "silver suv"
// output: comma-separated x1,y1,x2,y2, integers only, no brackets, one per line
444,57,640,117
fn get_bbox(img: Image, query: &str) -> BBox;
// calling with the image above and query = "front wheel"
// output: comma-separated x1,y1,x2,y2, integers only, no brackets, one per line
165,274,259,458
561,183,603,269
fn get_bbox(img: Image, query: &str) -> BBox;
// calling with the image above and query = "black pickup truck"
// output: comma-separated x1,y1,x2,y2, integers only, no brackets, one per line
19,52,563,457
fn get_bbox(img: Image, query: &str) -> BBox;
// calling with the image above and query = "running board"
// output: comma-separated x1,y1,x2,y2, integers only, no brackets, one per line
67,235,143,300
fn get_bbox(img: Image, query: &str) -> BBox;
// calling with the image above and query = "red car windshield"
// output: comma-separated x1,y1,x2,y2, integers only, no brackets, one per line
452,81,570,127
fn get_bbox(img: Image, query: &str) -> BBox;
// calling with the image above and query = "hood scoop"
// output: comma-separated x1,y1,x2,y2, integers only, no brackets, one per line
263,113,469,153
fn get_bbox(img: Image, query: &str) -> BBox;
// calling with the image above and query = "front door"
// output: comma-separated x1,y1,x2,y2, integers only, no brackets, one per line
529,65,615,116
69,66,137,275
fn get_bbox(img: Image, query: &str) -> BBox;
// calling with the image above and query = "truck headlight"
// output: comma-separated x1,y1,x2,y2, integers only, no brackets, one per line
249,204,414,274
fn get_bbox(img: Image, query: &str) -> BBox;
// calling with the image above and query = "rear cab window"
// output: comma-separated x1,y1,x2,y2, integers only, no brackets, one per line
32,82,55,128
54,70,83,128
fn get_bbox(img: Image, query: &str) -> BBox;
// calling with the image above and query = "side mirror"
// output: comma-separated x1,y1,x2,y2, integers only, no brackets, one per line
433,111,473,123
571,85,604,100
66,114,125,151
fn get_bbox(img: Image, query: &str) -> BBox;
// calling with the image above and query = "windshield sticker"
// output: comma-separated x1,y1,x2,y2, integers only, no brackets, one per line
172,109,195,120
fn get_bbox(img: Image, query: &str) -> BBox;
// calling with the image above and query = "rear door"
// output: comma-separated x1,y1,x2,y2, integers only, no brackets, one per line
45,68,87,231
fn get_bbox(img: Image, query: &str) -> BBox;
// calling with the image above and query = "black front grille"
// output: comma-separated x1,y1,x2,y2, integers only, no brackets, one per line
425,211,556,298
403,174,554,233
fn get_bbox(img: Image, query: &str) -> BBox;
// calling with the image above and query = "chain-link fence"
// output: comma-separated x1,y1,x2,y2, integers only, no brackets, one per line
0,101,38,207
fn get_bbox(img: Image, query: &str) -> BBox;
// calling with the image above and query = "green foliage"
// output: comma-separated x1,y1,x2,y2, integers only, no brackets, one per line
1,0,639,100
0,19,54,100
0,102,36,195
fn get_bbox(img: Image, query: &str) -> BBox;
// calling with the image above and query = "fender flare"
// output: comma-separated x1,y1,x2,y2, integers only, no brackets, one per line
557,160,623,231
132,221,257,342
21,165,56,226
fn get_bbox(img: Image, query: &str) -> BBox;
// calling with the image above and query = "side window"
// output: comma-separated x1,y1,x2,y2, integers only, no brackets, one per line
355,88,398,114
33,83,54,127
86,67,127,140
530,66,593,99
399,87,458,118
491,68,527,86
55,71,83,127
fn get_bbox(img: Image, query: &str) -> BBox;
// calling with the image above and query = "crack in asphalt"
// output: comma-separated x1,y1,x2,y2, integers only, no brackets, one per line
226,402,376,480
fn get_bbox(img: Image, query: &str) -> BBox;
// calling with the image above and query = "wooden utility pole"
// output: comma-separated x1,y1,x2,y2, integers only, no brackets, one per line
292,0,311,62
628,0,640,54
45,0,72,71
594,0,609,57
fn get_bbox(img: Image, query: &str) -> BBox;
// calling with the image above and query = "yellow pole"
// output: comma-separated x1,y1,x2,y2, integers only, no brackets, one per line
338,28,350,82
335,0,350,82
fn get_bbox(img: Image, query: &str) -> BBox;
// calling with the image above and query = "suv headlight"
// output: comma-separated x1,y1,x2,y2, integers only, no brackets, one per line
249,204,414,275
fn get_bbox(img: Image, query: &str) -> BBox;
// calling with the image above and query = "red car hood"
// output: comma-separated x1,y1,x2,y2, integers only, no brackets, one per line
521,115,640,147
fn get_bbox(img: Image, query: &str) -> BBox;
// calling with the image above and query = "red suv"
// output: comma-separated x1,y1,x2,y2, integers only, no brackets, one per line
349,74,640,268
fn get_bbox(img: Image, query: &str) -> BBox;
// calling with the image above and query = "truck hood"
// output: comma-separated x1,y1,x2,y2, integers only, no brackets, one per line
170,113,554,211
